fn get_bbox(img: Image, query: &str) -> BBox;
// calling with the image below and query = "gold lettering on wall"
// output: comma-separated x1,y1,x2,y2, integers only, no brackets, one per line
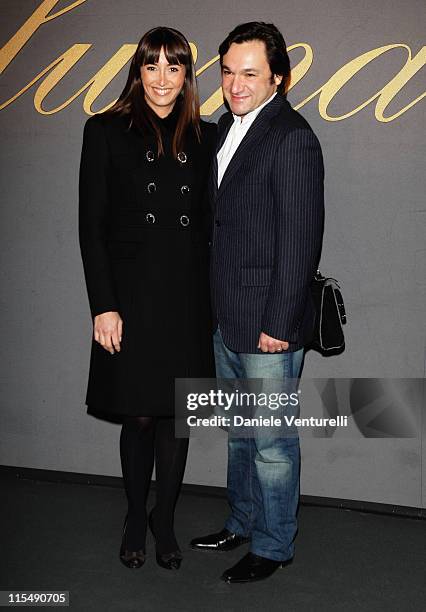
0,0,424,122
34,45,137,114
295,44,426,122
2,44,91,112
375,46,426,122
0,0,88,74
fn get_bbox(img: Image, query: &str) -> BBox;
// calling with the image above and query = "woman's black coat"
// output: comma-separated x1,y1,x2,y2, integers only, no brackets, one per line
79,107,217,416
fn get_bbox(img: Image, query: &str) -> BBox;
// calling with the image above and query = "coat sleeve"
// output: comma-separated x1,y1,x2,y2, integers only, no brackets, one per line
78,115,119,319
261,127,324,341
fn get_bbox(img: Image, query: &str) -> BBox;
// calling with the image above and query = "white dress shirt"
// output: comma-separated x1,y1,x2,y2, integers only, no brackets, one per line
217,92,277,187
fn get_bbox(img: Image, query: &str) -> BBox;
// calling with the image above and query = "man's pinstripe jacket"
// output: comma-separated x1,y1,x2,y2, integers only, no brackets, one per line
209,93,324,353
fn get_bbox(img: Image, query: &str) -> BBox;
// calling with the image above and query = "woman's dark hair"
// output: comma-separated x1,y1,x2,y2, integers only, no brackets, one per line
218,22,291,95
105,27,200,157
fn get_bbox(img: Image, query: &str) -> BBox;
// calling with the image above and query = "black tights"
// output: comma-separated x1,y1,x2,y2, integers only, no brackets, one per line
119,416,189,554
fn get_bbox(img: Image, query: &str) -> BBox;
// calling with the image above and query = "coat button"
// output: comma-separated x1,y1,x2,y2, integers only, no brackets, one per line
177,152,187,164
146,213,156,224
180,214,190,227
146,150,155,162
147,182,156,194
215,219,220,226
181,185,190,195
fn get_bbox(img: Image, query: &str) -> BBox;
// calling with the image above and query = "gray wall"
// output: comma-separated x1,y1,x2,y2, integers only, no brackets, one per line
1,0,425,508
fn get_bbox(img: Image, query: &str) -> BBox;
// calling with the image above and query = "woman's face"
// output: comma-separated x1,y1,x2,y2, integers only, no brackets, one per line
140,47,186,118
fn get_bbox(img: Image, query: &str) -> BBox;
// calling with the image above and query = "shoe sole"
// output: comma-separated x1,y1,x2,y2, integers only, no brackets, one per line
221,567,287,583
190,542,251,553
221,576,270,583
220,560,292,582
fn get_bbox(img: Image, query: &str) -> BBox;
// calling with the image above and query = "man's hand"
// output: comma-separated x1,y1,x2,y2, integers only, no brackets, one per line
93,311,123,355
257,332,289,353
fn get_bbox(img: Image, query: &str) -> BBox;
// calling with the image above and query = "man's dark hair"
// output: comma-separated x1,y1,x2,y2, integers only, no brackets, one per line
218,22,290,95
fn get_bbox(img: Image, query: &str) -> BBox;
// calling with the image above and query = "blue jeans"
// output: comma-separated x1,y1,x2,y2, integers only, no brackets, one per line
213,328,304,562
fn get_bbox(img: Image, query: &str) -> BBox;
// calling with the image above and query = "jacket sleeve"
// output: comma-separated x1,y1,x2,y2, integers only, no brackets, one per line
78,115,119,319
261,127,324,341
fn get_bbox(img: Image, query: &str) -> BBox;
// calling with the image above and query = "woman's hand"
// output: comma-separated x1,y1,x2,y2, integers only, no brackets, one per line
93,311,123,354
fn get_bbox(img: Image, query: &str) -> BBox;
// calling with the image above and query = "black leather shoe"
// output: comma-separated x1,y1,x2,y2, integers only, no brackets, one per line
190,528,250,552
221,552,292,583
148,510,182,570
119,516,146,569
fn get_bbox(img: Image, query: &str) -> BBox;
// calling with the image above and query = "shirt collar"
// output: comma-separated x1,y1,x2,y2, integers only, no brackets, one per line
232,91,278,125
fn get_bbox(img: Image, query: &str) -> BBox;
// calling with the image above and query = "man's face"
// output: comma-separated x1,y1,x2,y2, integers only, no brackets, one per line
221,40,283,117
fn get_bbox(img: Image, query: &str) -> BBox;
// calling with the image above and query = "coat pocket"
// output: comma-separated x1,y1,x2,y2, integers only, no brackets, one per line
241,266,273,287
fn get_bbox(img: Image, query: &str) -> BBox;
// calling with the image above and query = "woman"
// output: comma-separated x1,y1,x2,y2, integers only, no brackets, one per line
78,27,216,571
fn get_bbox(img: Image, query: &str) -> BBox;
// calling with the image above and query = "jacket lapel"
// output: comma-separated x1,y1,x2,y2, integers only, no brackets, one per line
216,95,288,200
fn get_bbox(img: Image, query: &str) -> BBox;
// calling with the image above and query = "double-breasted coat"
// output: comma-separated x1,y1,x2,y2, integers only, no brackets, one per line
79,105,217,416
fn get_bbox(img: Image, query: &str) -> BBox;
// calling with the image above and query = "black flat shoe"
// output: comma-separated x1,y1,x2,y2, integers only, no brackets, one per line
119,515,146,569
190,528,251,552
221,552,292,583
148,510,182,570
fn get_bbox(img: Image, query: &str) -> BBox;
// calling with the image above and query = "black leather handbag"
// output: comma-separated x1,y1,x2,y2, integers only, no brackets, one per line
310,270,347,353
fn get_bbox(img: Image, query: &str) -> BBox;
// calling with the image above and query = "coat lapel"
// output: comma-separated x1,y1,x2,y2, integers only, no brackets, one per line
216,95,289,200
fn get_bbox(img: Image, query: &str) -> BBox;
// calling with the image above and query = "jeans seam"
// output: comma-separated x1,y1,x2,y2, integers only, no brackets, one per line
245,438,255,534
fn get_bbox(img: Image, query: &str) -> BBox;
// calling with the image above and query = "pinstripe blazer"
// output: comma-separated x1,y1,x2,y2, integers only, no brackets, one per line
209,93,324,353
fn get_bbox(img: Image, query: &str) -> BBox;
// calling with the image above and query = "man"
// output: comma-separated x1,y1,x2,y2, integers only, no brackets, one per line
191,22,324,583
